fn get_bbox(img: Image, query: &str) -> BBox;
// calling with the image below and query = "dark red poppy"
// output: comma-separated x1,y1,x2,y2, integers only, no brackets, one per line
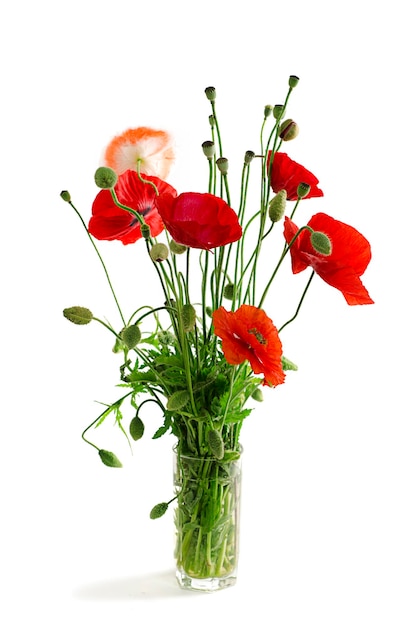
283,212,374,305
88,170,177,245
155,192,242,250
212,305,285,387
267,152,323,200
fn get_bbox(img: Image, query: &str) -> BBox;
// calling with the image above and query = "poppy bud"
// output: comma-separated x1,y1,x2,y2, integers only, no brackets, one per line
140,223,151,239
202,140,215,159
167,390,190,411
297,182,311,198
206,306,212,318
310,231,332,255
216,157,229,174
207,429,224,460
63,306,93,325
264,105,273,119
60,190,71,202
279,119,299,141
223,283,235,300
273,104,284,120
150,243,169,262
94,166,118,189
208,114,215,129
98,449,123,468
169,240,188,254
289,75,300,88
150,502,169,519
244,150,255,165
252,388,264,402
268,190,287,222
181,304,196,332
129,415,145,441
158,330,175,345
120,324,141,349
205,86,216,101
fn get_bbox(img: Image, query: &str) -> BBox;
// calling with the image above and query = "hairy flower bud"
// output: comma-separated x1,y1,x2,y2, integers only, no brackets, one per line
120,324,141,349
252,388,264,402
297,182,311,198
216,157,229,174
279,119,299,141
181,303,196,332
129,415,145,441
63,306,93,325
244,150,255,165
169,240,188,254
94,166,118,189
202,140,215,159
167,390,190,411
150,502,169,519
98,449,122,468
268,190,287,222
310,230,332,255
60,190,71,202
205,86,216,101
223,283,235,300
150,243,169,262
207,429,224,460
289,75,300,88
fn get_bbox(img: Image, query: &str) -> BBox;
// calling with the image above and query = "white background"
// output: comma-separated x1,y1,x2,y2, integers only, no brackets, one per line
1,1,414,624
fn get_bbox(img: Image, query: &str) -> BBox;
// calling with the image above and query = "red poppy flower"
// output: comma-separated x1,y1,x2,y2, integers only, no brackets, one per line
267,152,323,200
155,192,242,250
212,305,285,387
104,127,174,179
89,170,177,245
283,212,374,305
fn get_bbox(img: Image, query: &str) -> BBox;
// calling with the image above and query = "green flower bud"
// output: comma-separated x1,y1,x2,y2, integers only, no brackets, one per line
268,190,287,222
207,429,224,460
202,140,215,159
206,306,212,318
120,324,141,349
208,114,215,129
289,75,300,88
167,390,190,411
297,182,311,198
157,330,175,345
63,306,93,325
129,415,145,441
216,157,229,174
223,283,235,300
150,243,169,262
264,104,273,118
252,388,264,402
310,231,332,255
282,355,298,371
181,303,196,332
94,166,118,189
279,119,299,141
205,86,216,101
169,240,188,254
244,150,255,165
150,502,169,519
140,223,151,239
60,190,71,202
98,449,123,468
273,104,284,120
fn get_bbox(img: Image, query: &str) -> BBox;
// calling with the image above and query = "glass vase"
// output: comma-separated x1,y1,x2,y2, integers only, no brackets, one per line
173,446,242,592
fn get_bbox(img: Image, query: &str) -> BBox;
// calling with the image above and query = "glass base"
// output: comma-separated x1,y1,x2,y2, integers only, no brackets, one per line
176,568,237,592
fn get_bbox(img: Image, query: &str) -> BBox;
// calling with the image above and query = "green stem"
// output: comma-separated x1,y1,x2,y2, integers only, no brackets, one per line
279,271,315,333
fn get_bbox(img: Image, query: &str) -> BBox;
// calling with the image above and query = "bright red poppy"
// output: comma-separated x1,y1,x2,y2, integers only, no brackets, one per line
155,192,242,250
283,212,374,305
268,152,323,200
212,305,285,387
89,170,177,245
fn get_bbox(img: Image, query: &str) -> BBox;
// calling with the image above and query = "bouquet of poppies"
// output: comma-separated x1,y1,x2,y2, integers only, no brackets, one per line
61,75,373,589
